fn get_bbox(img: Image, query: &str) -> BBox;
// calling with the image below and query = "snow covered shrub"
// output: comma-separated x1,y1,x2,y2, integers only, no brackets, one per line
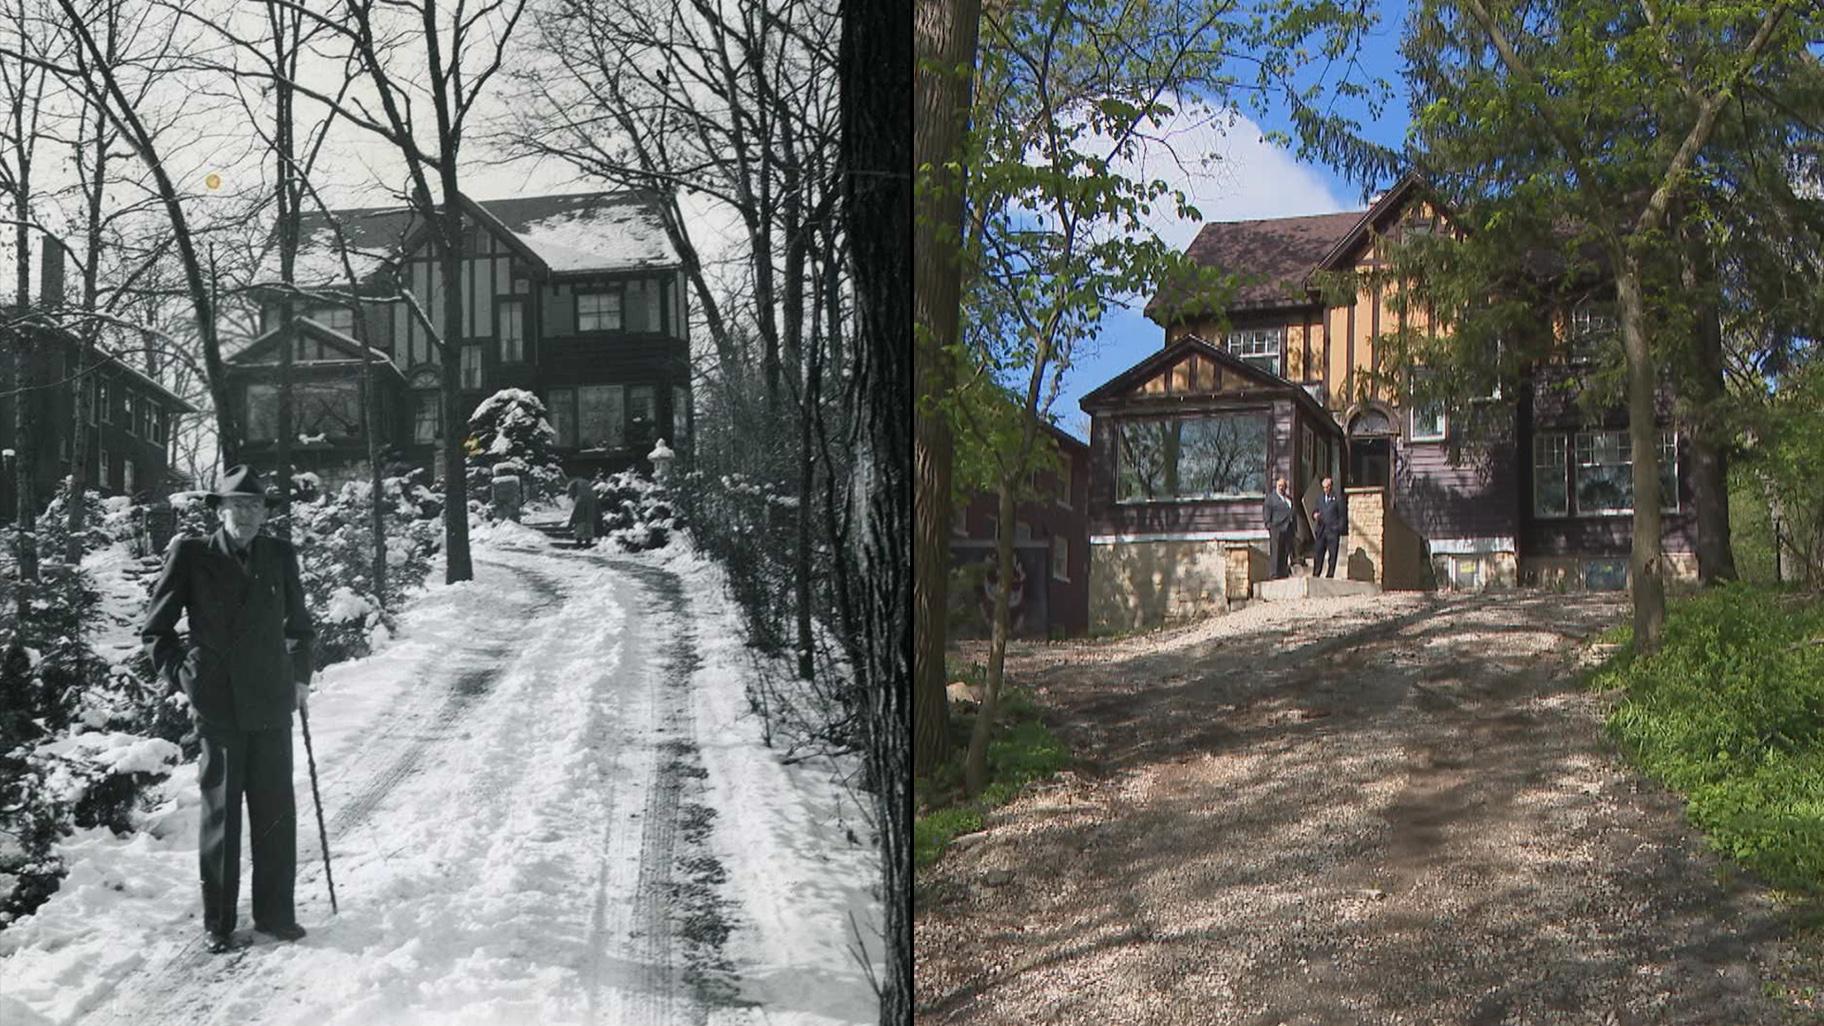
29,732,182,835
593,470,679,552
287,475,442,666
466,389,566,505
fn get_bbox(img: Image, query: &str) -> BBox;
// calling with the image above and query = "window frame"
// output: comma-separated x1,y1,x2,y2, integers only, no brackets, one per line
99,448,112,490
547,387,577,446
498,298,526,363
460,344,484,391
1051,535,1070,582
99,378,112,424
1115,411,1272,505
1409,402,1447,442
1532,433,1570,518
1658,429,1680,513
311,305,355,336
412,391,442,445
1573,429,1634,516
1569,299,1617,363
575,289,623,333
1225,327,1284,378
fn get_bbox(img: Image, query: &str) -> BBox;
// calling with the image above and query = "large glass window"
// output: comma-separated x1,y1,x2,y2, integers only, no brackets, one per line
246,384,278,440
1574,430,1632,514
295,382,361,436
577,291,621,332
548,387,576,446
628,385,656,448
1533,434,1568,517
1226,328,1283,377
500,300,525,363
579,384,624,449
413,392,441,444
1116,413,1269,502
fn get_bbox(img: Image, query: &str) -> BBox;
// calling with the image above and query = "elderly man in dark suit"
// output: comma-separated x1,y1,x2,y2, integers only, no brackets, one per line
142,466,315,954
1263,475,1297,580
1311,476,1347,578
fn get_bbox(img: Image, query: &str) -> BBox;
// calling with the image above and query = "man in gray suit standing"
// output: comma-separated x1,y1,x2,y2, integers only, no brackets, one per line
1263,476,1297,580
142,466,316,953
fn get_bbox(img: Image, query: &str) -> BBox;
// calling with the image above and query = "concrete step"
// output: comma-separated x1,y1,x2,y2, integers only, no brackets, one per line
1253,575,1381,601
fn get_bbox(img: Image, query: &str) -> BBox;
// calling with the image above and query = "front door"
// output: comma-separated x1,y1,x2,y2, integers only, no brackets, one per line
1348,437,1390,488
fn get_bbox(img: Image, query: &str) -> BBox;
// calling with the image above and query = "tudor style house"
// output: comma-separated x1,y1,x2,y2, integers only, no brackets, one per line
950,422,1091,639
226,190,690,490
2,248,197,521
1084,175,1697,629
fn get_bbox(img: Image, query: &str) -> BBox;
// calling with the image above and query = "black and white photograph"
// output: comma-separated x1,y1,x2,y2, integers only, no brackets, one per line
0,0,911,1022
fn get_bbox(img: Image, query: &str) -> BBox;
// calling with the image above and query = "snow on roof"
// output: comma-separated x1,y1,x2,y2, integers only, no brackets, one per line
494,192,677,273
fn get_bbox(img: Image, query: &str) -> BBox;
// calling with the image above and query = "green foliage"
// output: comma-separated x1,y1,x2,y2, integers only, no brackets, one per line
1596,584,1824,892
913,679,1070,870
1737,359,1824,588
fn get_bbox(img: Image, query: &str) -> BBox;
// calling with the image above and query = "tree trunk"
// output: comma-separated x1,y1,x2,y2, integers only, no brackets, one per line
964,483,1013,796
1678,232,1736,583
1616,252,1666,651
13,187,38,594
66,56,112,568
912,0,982,779
435,194,473,584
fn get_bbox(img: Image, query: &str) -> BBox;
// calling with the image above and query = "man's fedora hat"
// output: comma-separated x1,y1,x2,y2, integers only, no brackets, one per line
205,464,271,508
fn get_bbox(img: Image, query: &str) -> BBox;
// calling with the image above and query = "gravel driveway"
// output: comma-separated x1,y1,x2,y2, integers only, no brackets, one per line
915,591,1820,1025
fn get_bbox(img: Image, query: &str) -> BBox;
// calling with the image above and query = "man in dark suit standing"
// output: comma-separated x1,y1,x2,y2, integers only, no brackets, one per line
1311,476,1347,578
142,466,316,953
1263,475,1297,580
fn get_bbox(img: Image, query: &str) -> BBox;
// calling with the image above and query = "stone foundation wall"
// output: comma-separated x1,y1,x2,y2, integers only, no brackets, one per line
1091,538,1235,631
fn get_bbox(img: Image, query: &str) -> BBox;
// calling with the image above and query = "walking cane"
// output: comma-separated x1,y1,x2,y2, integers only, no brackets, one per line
299,706,339,914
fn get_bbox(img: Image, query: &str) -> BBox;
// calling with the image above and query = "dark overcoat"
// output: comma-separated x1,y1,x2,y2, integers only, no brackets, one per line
566,479,601,541
141,530,316,732
1314,492,1348,537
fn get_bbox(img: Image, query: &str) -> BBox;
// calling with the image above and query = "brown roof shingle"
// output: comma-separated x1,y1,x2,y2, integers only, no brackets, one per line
1145,209,1363,322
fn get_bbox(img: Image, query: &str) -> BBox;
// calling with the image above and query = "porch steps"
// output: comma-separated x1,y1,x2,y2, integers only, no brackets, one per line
1252,575,1380,601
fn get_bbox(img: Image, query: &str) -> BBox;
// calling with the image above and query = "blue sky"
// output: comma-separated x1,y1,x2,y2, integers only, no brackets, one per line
1046,1,1413,441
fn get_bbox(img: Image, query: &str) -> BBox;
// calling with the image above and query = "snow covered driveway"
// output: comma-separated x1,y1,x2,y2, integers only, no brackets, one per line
0,531,880,1026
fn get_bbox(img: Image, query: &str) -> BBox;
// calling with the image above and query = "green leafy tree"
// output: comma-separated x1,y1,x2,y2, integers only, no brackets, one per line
1356,0,1820,652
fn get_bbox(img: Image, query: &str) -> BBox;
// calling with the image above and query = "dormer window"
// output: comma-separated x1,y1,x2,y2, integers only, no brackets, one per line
1225,328,1283,377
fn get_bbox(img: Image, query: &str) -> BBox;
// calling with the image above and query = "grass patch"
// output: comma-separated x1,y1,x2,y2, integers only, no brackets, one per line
1593,583,1824,893
914,663,1071,871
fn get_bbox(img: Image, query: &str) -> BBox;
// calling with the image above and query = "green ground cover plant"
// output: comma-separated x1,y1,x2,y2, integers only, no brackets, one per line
1595,584,1824,893
914,662,1070,870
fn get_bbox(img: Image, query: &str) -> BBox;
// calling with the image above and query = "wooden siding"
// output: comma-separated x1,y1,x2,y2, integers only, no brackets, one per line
1391,405,1522,542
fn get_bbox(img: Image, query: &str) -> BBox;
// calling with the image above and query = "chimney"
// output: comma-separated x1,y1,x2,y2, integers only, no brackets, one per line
39,241,63,308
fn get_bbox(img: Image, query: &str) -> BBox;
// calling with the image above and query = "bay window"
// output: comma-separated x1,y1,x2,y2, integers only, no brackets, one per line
1117,412,1269,502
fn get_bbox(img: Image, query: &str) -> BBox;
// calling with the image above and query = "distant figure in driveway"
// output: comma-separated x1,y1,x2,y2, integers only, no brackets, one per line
1311,476,1347,578
1263,476,1297,580
566,478,599,548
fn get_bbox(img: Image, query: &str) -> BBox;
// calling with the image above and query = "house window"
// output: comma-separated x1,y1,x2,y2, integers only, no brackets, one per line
577,291,622,332
1116,413,1270,502
1659,430,1679,512
1410,402,1447,441
1451,555,1480,590
312,306,354,335
1574,430,1633,514
672,385,689,447
246,384,278,440
579,384,625,449
1052,536,1070,582
99,379,113,424
155,408,168,445
1226,328,1283,377
623,279,656,332
413,392,441,444
461,344,483,390
500,300,525,363
123,459,135,495
1570,300,1617,362
295,382,361,437
86,376,98,425
141,397,156,439
1056,458,1071,508
1533,434,1568,517
627,385,656,448
99,449,111,489
548,387,576,446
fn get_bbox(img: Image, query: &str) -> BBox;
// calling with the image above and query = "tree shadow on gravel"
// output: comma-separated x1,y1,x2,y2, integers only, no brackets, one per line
917,591,1809,1025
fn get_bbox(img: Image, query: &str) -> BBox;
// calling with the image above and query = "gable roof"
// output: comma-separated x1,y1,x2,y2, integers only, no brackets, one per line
1305,172,1435,278
1080,333,1340,430
6,309,199,412
1145,210,1362,323
226,317,407,383
280,189,679,289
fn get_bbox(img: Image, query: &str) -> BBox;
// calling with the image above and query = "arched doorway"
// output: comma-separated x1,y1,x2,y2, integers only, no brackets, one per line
1346,406,1396,488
